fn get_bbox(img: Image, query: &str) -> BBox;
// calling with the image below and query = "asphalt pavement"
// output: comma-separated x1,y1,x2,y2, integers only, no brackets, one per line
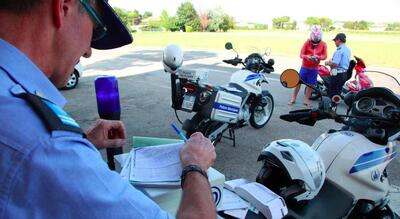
62,46,400,214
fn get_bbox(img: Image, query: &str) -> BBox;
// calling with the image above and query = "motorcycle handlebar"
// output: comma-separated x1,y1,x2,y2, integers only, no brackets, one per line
222,58,242,66
280,109,333,126
280,110,311,122
262,64,274,73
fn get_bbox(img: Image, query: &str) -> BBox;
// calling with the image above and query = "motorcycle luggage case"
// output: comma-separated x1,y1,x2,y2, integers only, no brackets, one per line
201,90,242,123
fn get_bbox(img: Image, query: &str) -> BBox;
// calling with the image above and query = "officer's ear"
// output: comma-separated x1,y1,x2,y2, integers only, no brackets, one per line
52,0,74,29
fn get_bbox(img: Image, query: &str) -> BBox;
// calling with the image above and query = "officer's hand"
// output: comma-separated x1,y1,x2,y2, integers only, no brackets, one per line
86,119,126,150
180,132,216,171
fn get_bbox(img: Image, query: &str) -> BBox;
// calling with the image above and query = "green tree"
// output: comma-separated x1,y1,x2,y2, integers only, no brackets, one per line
343,20,369,30
219,14,234,32
319,17,333,31
285,20,297,30
176,1,201,32
206,7,234,32
168,16,180,32
113,7,133,27
131,10,142,25
160,10,170,29
272,16,290,29
305,16,333,31
254,24,268,30
131,10,141,19
386,22,400,31
207,9,222,32
143,11,153,19
160,10,180,31
305,16,320,27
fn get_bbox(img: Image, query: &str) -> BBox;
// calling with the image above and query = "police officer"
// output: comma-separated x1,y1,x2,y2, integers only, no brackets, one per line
0,1,216,218
325,33,351,98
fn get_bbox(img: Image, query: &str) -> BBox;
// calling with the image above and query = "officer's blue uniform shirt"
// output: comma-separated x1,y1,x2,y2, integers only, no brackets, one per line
332,43,351,72
0,39,173,219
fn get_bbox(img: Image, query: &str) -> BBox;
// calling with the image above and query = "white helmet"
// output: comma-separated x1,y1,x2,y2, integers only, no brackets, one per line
163,44,183,74
256,139,325,205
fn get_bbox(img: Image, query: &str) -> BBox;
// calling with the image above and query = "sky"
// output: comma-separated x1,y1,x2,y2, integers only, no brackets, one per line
109,0,400,24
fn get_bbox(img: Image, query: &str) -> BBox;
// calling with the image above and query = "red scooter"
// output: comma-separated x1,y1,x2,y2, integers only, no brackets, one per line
310,56,372,100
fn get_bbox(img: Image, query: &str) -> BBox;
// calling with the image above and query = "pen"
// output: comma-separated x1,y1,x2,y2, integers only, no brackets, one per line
171,123,188,142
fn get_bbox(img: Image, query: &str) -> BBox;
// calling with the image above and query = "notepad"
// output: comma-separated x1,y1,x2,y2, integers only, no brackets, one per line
120,142,184,186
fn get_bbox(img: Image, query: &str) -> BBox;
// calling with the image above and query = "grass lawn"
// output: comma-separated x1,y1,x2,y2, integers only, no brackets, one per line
131,31,400,69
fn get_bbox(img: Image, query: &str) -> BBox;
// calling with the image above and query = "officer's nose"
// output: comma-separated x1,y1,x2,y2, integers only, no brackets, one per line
83,47,92,58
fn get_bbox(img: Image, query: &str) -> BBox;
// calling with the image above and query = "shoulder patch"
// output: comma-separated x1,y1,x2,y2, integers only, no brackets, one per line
20,92,83,135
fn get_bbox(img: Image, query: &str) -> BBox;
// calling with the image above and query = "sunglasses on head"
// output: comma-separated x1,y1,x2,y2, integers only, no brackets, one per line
79,0,107,41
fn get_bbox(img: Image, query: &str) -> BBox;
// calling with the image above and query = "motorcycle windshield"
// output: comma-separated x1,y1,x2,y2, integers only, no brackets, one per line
364,71,400,95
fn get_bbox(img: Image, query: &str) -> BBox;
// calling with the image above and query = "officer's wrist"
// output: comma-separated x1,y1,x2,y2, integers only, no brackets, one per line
181,164,208,188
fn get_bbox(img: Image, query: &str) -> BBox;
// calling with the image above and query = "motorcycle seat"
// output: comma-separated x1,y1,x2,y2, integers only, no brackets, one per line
286,179,354,219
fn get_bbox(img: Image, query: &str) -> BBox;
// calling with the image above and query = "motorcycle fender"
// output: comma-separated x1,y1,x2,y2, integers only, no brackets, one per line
251,91,270,109
261,90,271,97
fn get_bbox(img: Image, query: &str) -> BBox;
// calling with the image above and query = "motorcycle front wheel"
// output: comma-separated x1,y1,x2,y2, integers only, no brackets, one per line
309,81,325,100
249,91,274,129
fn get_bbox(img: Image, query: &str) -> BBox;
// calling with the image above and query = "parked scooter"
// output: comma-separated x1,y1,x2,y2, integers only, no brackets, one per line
162,43,275,146
257,69,400,218
310,56,372,100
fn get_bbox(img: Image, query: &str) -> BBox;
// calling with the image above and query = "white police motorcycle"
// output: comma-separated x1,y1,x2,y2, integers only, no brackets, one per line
256,69,400,219
163,43,275,146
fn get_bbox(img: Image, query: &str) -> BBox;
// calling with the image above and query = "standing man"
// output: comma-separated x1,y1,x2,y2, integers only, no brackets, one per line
325,33,351,98
0,0,216,219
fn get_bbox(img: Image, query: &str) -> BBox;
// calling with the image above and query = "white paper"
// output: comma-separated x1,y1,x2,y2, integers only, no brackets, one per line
224,208,248,219
217,189,249,211
224,178,251,191
234,182,287,219
119,153,131,180
129,143,183,182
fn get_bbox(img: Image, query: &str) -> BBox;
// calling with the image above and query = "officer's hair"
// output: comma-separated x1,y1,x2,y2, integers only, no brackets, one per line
0,0,43,12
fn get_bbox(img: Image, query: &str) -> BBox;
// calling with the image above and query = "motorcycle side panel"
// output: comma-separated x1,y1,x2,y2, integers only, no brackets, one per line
311,132,354,168
313,131,394,202
230,70,263,95
209,91,242,123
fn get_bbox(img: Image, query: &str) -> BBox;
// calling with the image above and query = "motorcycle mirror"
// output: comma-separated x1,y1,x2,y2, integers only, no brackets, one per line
280,69,300,88
225,42,233,50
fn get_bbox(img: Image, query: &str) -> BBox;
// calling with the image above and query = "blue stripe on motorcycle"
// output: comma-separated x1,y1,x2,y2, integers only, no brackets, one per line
349,151,398,174
353,145,398,165
213,103,240,114
245,74,263,82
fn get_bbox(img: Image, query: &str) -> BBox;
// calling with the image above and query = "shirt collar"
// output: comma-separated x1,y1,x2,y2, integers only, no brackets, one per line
0,38,67,107
337,43,345,50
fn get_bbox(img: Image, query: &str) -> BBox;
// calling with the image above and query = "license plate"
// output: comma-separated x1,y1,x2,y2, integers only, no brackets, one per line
182,95,195,111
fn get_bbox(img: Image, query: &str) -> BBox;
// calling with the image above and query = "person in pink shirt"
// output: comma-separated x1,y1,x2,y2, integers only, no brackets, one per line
289,26,327,107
